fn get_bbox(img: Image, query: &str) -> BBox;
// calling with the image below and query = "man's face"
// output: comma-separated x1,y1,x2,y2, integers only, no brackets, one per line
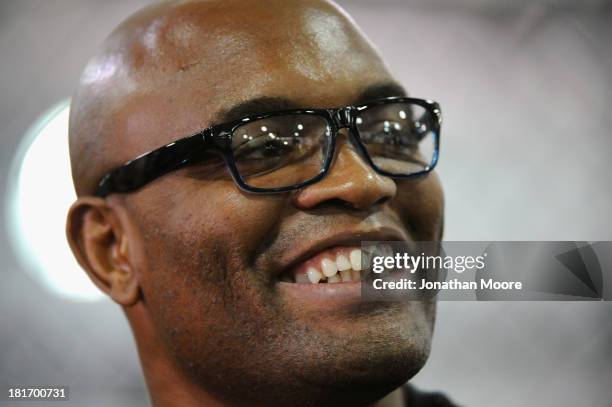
107,1,443,405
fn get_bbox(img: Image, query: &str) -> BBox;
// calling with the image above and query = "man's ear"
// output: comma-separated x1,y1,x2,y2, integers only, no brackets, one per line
66,197,140,306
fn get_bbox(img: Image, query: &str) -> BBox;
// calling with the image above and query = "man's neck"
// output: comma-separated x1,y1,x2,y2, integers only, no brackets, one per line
126,306,226,407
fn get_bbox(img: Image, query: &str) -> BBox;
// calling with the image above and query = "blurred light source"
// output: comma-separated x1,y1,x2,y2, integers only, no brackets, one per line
6,100,104,302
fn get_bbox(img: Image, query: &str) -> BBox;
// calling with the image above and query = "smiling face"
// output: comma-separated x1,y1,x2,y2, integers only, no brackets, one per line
67,1,444,406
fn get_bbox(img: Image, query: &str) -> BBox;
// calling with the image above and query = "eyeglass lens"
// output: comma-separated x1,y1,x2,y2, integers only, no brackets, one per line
230,102,437,189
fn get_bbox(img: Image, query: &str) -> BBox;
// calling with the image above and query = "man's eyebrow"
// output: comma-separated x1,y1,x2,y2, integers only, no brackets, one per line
354,82,408,105
214,82,407,124
215,97,302,124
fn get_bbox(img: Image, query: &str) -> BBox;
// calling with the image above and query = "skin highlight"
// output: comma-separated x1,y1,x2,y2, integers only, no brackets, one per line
66,1,444,406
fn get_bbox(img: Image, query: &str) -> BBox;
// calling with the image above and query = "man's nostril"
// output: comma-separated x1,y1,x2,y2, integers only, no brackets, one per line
373,195,391,207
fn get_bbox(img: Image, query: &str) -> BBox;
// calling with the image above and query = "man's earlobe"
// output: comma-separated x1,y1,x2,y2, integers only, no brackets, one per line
66,197,140,306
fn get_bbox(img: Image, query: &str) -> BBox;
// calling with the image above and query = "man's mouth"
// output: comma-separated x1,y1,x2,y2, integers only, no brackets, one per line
280,247,363,284
272,227,411,310
273,227,411,287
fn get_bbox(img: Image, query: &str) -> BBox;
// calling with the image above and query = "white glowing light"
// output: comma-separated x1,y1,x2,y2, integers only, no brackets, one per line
6,100,104,302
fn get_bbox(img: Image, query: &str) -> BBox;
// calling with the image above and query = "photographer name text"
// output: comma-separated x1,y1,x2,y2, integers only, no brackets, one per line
372,278,523,291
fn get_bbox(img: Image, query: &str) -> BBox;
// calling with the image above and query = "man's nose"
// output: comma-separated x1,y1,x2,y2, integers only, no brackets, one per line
293,133,397,210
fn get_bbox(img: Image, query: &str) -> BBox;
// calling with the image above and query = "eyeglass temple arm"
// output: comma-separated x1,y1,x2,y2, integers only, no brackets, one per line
94,131,210,197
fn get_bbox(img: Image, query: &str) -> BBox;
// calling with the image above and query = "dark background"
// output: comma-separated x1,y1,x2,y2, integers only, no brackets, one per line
1,1,611,406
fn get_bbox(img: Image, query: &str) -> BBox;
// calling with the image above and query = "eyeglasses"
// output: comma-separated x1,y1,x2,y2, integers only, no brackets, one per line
94,97,442,197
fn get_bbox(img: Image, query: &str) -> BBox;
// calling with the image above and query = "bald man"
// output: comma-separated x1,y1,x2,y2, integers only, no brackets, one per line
66,1,453,406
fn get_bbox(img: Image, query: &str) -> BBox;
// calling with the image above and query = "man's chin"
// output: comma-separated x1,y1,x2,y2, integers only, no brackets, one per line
280,300,435,393
289,338,431,407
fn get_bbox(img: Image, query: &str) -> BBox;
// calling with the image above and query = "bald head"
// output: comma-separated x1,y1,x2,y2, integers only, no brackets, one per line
69,0,390,196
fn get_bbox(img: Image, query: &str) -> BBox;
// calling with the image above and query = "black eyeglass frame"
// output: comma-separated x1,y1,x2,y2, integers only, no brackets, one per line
94,97,442,197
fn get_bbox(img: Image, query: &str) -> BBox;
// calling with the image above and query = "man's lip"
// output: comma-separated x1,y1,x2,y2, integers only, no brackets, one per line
274,226,411,280
277,280,362,306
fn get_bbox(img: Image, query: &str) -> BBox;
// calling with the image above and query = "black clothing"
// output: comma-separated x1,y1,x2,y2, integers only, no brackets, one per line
404,385,459,407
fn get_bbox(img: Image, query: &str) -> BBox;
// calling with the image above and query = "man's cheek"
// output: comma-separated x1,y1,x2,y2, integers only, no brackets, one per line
394,175,444,239
133,211,263,309
136,231,232,351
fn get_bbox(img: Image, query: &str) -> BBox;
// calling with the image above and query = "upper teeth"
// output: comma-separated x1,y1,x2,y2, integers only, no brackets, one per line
349,249,361,271
336,254,351,271
293,248,364,284
306,267,323,284
321,258,338,277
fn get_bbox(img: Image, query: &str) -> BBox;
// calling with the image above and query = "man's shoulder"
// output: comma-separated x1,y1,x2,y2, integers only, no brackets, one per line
404,384,460,407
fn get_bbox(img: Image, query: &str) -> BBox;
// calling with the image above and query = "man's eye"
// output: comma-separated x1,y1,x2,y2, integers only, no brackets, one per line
360,120,419,146
234,135,299,159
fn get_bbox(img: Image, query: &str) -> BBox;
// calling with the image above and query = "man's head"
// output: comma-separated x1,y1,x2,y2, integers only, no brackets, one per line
66,1,444,406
